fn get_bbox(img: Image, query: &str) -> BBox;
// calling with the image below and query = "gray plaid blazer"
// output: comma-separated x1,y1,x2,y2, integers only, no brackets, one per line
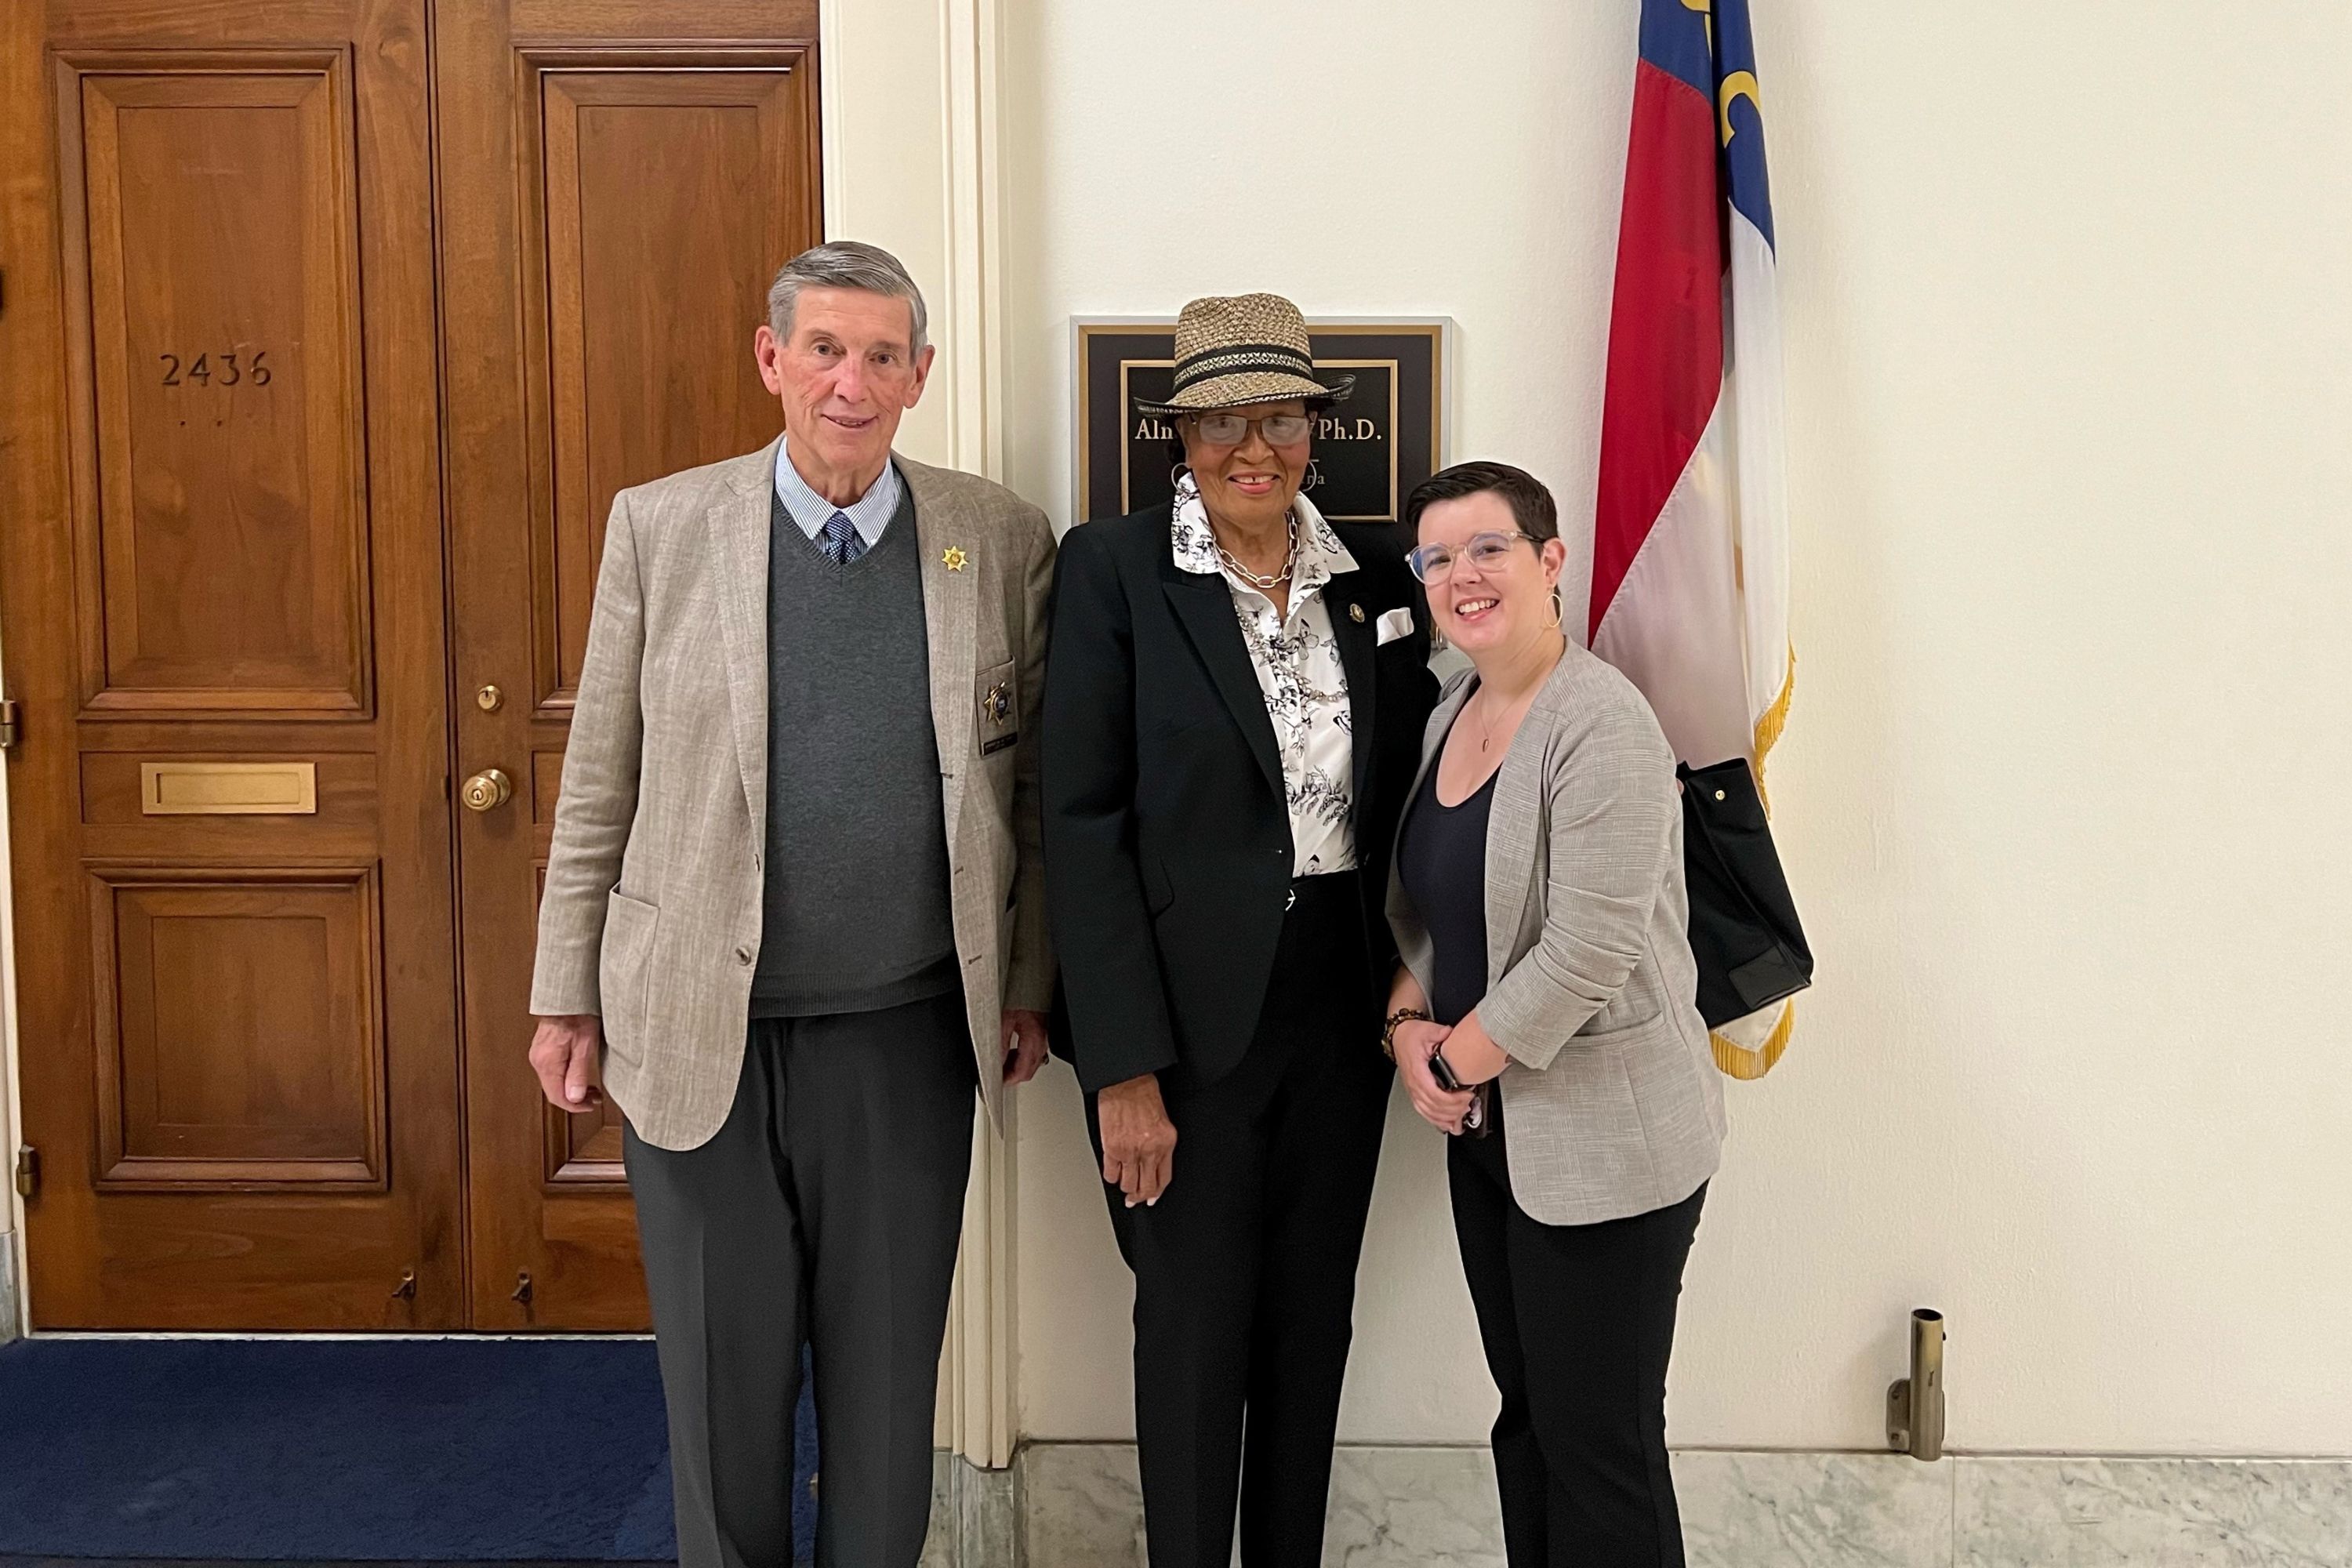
1388,644,1725,1225
530,437,1056,1150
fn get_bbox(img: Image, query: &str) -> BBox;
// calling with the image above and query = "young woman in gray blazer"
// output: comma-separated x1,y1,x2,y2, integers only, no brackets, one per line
1383,461,1726,1568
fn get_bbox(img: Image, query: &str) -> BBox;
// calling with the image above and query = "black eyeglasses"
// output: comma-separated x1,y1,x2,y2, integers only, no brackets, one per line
1404,530,1539,586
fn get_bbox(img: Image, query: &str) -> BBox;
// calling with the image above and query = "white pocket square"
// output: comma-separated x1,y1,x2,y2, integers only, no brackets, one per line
1374,606,1416,645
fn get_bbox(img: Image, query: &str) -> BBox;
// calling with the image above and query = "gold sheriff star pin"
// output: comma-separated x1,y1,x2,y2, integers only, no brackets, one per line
942,546,969,572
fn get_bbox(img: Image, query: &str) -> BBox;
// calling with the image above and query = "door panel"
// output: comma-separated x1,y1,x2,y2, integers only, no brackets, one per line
61,56,370,713
4,1,462,1328
535,61,815,702
90,865,386,1187
436,4,821,1329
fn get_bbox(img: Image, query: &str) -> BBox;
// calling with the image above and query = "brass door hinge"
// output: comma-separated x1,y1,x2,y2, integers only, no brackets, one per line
0,699,18,751
13,1145,35,1201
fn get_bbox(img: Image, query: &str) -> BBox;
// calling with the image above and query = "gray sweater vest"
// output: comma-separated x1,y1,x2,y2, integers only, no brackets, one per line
750,482,958,1017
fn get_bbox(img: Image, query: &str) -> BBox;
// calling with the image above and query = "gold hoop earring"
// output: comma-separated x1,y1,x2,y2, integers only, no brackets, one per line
1545,587,1564,630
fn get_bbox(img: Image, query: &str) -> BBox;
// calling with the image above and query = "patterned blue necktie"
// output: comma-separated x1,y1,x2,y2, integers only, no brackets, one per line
821,510,867,565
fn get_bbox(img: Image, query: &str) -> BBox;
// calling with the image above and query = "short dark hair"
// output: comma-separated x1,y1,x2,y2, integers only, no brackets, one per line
1404,460,1559,543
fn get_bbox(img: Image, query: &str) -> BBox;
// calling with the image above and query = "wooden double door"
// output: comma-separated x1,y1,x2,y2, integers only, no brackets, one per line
0,0,821,1329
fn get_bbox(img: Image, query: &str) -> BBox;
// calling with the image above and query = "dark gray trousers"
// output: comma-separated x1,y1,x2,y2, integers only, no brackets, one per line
623,992,977,1568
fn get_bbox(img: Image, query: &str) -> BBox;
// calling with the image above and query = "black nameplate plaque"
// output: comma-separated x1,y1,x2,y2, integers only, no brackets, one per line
1074,319,1450,526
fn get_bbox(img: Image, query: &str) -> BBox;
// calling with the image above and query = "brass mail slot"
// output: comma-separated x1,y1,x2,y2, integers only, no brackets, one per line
140,761,318,816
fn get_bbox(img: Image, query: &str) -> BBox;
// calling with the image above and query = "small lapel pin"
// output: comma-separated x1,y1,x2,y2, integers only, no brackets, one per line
1348,603,1365,622
942,546,969,572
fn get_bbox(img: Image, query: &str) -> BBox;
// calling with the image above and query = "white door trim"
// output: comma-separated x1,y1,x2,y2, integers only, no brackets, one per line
820,0,1018,1468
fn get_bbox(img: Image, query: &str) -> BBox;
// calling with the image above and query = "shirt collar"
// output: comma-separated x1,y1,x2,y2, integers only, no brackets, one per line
1169,470,1358,596
775,437,902,545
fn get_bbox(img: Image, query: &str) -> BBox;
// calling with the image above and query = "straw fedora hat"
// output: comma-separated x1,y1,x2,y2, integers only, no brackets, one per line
1134,292,1355,416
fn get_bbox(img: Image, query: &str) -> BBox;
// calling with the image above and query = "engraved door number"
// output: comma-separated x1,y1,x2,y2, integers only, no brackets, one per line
159,349,274,387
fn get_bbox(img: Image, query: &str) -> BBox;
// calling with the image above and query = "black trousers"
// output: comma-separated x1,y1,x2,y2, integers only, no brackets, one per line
1084,873,1392,1568
1449,1086,1707,1568
623,993,977,1568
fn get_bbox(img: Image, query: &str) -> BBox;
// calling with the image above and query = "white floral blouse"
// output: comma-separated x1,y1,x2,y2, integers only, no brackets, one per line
1170,471,1359,877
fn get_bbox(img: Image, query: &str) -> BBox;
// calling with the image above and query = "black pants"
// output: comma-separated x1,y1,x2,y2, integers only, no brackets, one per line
1449,1085,1707,1568
1084,873,1391,1568
624,993,977,1568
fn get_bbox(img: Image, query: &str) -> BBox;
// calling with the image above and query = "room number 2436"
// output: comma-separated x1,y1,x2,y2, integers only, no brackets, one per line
159,350,273,387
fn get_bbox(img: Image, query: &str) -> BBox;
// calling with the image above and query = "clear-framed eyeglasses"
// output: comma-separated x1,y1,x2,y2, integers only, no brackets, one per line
1405,531,1540,586
1187,412,1316,447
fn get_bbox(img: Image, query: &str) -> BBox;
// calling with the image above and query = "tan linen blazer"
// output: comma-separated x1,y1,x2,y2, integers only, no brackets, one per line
530,437,1056,1150
1388,645,1725,1225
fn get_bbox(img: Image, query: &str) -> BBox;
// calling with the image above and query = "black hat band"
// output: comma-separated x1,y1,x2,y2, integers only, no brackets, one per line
1168,343,1320,394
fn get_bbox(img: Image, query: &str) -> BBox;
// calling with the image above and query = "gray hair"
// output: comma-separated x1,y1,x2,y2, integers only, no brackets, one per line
766,241,929,357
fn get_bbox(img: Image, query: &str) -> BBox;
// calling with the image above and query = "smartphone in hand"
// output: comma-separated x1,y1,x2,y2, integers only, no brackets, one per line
1426,1048,1490,1138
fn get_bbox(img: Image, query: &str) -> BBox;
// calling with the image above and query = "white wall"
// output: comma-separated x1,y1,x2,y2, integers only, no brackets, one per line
1000,0,2352,1454
818,0,953,466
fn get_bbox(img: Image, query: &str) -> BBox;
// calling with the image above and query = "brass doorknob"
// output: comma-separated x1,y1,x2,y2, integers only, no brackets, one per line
461,768,514,812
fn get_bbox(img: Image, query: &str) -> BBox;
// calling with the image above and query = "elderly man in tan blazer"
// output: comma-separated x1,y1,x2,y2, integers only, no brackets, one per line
528,240,1054,1568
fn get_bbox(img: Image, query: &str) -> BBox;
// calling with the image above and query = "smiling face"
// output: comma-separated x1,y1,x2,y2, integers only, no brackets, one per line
1179,398,1313,535
754,285,934,487
1414,490,1569,658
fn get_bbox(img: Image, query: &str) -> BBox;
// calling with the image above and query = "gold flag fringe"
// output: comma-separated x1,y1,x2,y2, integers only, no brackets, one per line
1754,645,1795,765
1711,1000,1793,1080
1750,646,1795,815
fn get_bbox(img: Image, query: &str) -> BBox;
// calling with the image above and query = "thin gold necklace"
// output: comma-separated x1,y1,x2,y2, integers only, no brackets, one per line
1474,634,1569,750
1474,690,1514,753
1472,662,1547,752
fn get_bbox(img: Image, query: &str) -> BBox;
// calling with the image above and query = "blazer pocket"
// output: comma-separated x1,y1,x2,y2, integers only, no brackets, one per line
598,889,660,1051
1570,1011,1665,1053
975,658,1019,760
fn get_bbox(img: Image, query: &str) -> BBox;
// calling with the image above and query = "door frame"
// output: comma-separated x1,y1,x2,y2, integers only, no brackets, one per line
818,0,1022,1472
0,0,1020,1460
0,0,41,1348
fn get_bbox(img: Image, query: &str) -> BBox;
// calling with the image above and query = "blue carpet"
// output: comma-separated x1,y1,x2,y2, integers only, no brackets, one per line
0,1339,819,1563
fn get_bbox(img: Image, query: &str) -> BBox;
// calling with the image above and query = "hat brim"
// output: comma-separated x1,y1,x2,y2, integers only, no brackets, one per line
1135,368,1354,417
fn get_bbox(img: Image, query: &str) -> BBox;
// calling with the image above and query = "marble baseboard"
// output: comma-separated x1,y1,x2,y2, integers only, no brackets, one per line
1021,1443,1148,1566
1021,1443,1949,1567
1010,1444,2352,1568
1323,1445,1506,1566
924,1452,1022,1568
1956,1457,2352,1567
1675,1449,1955,1567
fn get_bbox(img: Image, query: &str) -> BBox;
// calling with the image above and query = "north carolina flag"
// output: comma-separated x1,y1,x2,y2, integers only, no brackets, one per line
1589,0,1795,1078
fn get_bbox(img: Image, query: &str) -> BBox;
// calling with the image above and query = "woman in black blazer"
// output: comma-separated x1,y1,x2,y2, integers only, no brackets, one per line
1042,294,1439,1568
